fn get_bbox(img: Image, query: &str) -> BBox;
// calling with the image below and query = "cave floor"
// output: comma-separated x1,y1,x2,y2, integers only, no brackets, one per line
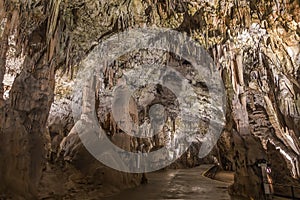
104,165,231,200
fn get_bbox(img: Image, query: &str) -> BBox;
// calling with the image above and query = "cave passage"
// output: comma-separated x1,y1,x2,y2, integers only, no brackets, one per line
1,0,299,200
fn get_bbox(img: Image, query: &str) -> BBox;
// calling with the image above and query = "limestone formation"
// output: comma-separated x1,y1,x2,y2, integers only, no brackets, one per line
0,0,299,199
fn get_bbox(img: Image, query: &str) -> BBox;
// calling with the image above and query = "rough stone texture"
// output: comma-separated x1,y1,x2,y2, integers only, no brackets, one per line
0,1,62,198
0,0,299,199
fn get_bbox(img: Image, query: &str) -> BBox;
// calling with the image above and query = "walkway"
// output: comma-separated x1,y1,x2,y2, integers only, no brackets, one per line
104,165,231,200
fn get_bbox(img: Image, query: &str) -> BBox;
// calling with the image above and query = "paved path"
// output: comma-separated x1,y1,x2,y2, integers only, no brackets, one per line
104,165,231,200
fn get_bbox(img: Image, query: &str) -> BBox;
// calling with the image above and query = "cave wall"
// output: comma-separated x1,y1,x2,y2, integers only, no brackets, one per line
0,0,299,199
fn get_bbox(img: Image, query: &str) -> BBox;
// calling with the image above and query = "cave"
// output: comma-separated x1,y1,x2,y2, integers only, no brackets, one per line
0,0,300,199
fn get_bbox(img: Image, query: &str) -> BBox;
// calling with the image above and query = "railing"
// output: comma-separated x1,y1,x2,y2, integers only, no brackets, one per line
273,183,300,199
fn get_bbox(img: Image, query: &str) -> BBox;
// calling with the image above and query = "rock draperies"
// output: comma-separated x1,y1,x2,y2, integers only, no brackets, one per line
0,0,299,199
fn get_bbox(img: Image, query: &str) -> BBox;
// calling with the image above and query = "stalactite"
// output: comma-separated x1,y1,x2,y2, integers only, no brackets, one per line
0,0,299,199
236,49,246,109
229,45,239,94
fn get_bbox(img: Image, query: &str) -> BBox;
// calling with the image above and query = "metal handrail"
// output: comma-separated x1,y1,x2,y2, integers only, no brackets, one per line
272,183,300,199
273,183,300,189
